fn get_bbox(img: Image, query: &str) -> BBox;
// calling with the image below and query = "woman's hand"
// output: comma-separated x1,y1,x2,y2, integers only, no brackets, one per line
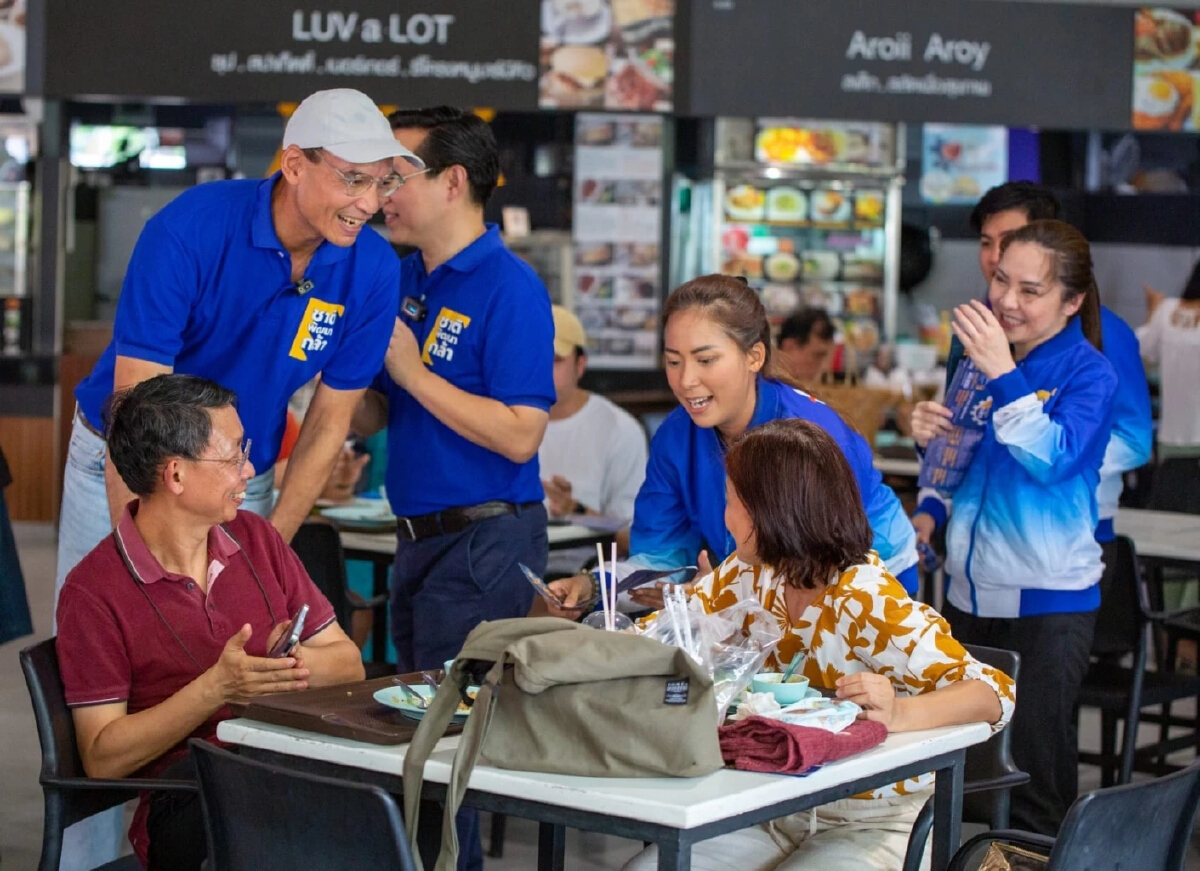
910,401,953,448
952,300,1015,380
911,512,936,546
545,574,595,619
630,550,712,611
836,672,906,730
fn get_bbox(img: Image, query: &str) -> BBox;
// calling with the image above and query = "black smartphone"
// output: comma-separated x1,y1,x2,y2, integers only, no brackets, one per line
268,605,309,658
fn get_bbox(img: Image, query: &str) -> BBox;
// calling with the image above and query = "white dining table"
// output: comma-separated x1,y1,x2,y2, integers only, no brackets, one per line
874,457,922,478
339,522,614,557
1115,508,1200,568
218,717,990,871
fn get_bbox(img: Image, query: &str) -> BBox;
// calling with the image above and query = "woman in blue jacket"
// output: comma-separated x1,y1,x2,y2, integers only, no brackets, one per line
551,274,917,606
911,220,1116,837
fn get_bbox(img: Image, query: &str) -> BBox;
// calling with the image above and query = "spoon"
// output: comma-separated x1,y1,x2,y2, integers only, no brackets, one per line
392,677,429,709
780,655,803,684
420,673,441,693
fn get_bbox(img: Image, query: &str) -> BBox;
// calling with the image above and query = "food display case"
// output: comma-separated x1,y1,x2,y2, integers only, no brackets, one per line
507,230,575,309
674,117,904,371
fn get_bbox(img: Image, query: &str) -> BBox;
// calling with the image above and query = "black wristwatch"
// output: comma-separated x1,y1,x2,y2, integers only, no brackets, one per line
572,500,588,515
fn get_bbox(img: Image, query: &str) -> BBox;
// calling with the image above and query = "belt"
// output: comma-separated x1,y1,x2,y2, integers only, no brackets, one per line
396,500,540,542
75,406,105,439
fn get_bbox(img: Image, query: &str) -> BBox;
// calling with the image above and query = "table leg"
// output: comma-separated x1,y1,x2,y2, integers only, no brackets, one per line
537,822,565,871
932,752,965,871
371,560,389,664
655,836,692,871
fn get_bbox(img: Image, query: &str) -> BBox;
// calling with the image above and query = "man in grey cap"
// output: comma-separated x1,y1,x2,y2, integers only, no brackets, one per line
57,84,419,871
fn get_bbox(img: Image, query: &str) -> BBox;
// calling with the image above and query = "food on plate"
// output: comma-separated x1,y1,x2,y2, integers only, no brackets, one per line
724,184,766,220
756,126,842,165
951,176,982,199
722,226,750,252
1133,73,1192,130
542,0,611,44
638,45,673,84
763,251,801,283
802,252,841,281
626,243,659,267
765,186,807,223
631,121,662,147
841,256,884,282
613,0,673,25
811,189,851,224
577,243,613,266
1135,8,1195,65
579,121,616,145
845,289,881,317
853,191,885,225
543,46,607,105
845,319,881,354
722,250,763,279
761,284,800,316
607,58,666,109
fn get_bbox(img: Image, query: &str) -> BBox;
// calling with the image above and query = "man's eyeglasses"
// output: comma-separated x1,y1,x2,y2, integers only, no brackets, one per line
313,149,429,198
192,437,252,475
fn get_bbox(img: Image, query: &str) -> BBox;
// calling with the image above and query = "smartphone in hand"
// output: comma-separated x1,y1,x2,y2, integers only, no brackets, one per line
268,605,309,658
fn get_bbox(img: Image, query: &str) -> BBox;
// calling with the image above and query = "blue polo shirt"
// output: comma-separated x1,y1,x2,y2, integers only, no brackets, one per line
372,225,555,516
76,174,400,472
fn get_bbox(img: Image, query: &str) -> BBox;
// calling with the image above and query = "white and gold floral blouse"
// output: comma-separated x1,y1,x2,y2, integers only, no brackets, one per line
693,551,1016,799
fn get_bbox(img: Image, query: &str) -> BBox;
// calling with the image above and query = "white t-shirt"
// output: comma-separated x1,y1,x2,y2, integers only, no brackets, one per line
539,393,648,575
1137,298,1200,450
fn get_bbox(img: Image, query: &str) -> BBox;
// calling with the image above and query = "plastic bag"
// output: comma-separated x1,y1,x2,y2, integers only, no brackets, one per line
640,592,780,719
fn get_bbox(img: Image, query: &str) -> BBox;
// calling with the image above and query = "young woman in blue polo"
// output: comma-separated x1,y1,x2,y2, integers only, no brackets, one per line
910,220,1117,836
550,274,918,609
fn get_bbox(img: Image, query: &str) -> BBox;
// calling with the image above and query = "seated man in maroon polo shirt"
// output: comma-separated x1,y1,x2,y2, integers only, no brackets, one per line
56,374,364,871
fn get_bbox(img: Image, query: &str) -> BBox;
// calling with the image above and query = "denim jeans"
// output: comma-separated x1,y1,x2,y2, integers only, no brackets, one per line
54,410,275,870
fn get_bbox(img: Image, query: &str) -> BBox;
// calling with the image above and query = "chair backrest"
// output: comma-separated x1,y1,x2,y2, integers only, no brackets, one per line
962,643,1022,828
20,638,144,870
290,520,351,632
1091,536,1145,659
191,740,417,871
1047,758,1200,870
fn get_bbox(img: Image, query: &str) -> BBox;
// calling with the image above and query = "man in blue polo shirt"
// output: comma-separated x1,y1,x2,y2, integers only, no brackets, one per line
58,89,421,634
355,106,554,675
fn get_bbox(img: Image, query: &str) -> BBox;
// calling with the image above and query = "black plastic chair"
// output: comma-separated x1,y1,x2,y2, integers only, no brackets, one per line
19,638,196,871
946,758,1200,871
190,740,417,871
901,644,1027,871
1077,536,1200,784
291,520,390,672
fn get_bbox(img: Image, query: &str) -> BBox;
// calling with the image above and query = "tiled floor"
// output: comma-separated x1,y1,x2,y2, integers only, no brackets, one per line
2,521,1199,870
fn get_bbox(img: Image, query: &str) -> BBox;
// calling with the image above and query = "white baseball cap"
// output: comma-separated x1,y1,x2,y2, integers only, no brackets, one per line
283,89,425,168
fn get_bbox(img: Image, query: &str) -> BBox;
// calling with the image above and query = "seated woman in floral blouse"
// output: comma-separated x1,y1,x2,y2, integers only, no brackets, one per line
622,418,1016,871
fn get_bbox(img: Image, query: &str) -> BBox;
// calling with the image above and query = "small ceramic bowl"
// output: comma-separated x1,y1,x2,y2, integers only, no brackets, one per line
751,672,811,704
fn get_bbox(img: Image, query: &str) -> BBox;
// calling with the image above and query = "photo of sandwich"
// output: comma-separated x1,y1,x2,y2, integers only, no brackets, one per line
541,44,608,107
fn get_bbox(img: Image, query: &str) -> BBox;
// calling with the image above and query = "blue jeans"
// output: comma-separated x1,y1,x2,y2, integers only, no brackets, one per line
54,410,275,870
390,502,548,871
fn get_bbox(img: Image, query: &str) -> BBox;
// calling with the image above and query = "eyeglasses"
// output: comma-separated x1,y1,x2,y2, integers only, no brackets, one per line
191,437,252,475
313,149,428,198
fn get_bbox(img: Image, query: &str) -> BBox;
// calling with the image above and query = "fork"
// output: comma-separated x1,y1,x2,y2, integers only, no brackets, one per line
391,677,429,709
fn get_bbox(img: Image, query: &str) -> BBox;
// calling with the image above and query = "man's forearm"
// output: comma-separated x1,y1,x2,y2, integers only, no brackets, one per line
272,425,346,543
351,389,388,438
82,674,221,780
297,638,365,686
407,369,546,463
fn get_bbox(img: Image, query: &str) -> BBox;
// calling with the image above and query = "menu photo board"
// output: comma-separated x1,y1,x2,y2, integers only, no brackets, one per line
35,1,540,107
572,113,665,369
539,0,675,111
0,0,22,95
1132,7,1200,131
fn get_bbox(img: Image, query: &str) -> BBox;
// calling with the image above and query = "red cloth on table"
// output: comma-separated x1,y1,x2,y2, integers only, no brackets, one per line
718,716,887,773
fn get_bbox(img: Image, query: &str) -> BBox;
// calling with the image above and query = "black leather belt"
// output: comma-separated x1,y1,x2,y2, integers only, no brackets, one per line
75,406,105,439
396,500,540,542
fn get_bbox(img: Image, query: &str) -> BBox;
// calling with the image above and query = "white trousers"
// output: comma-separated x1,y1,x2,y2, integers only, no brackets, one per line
623,790,932,871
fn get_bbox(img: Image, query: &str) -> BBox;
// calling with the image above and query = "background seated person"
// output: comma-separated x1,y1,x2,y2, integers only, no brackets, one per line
777,307,835,384
554,419,1013,871
539,305,647,575
56,374,363,871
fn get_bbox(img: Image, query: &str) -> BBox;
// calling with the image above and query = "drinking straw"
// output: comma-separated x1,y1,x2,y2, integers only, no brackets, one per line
610,542,618,625
596,542,612,631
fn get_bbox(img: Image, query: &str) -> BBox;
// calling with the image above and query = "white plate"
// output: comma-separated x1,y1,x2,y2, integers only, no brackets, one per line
373,684,479,722
321,504,396,525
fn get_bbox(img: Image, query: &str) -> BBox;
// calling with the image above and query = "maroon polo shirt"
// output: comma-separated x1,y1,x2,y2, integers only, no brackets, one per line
56,503,336,864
